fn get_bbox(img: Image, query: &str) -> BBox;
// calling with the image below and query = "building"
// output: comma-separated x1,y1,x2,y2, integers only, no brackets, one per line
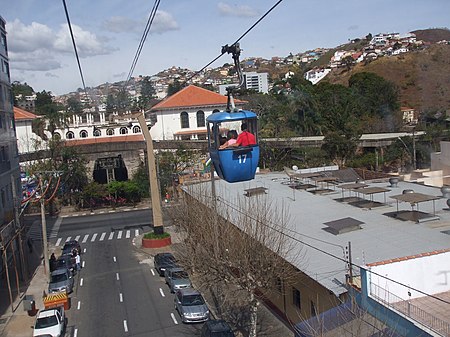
13,107,42,154
184,168,450,335
242,72,269,94
0,15,25,310
304,68,331,85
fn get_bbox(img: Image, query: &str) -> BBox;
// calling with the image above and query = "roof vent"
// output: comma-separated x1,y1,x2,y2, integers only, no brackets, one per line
244,187,267,197
323,217,364,235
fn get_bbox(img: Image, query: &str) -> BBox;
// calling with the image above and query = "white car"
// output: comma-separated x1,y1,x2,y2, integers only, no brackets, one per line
33,307,65,337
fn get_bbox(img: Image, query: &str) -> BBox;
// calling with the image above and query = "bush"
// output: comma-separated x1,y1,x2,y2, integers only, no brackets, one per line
143,231,170,239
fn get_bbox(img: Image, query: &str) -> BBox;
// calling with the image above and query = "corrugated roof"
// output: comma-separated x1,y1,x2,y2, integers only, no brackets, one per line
150,85,244,111
13,106,38,120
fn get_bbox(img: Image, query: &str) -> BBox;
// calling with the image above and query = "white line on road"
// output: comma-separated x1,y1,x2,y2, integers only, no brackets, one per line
55,238,61,246
123,320,128,333
170,313,178,325
151,269,155,276
91,233,98,242
126,230,130,239
77,301,81,310
113,256,116,262
117,231,123,239
80,278,83,287
108,232,114,240
73,214,79,217
82,261,85,268
74,328,78,337
65,236,72,242
116,272,120,280
82,213,86,216
75,235,80,241
159,288,165,297
99,211,104,214
82,234,89,243
83,248,86,253
99,232,106,241
135,229,139,237
109,210,116,213
119,293,123,302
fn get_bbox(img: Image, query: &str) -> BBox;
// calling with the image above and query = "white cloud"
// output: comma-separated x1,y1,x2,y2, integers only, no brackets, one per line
102,16,141,33
151,11,179,34
218,2,259,17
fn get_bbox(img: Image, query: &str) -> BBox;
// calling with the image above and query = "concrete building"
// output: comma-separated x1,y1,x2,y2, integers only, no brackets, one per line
243,71,269,94
184,168,450,335
13,107,43,154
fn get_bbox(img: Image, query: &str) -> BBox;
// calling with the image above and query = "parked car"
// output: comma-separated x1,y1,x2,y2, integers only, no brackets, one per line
55,255,76,275
33,306,65,337
62,240,81,255
48,268,74,294
164,267,192,293
174,288,209,323
201,320,235,337
154,252,177,276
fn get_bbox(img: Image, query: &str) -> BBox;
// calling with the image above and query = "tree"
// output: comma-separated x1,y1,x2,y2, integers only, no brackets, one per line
139,76,156,109
171,190,300,337
12,81,34,105
167,80,184,96
66,96,83,115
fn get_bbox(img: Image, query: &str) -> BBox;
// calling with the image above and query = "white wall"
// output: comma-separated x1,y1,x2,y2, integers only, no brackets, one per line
15,120,45,154
368,251,450,301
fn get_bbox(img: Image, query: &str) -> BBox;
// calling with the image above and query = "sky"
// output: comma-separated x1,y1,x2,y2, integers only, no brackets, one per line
2,0,450,95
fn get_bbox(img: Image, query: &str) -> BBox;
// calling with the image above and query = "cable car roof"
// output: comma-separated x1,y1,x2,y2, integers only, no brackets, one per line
206,110,257,123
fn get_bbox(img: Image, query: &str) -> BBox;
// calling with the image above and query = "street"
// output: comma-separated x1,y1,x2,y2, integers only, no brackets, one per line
45,209,200,336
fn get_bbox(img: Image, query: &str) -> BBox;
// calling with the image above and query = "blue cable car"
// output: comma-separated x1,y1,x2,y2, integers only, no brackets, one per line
206,110,259,183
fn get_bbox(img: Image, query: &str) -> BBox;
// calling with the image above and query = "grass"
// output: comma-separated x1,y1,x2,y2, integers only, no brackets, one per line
143,231,171,239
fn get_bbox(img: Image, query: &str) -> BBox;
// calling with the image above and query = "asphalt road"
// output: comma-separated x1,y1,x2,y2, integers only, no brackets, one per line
51,210,200,336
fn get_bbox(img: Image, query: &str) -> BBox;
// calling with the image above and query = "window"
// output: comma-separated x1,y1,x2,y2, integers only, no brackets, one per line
79,130,88,138
196,110,205,127
93,114,101,123
293,288,301,310
119,127,128,135
180,111,189,128
311,301,316,317
276,277,283,293
132,126,141,133
93,128,101,137
212,109,220,113
1,33,7,52
81,115,87,124
106,128,114,136
66,131,75,139
53,132,61,140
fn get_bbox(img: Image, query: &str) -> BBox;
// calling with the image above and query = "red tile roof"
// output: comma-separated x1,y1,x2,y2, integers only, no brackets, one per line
13,107,38,120
150,85,244,111
64,134,144,146
366,248,450,267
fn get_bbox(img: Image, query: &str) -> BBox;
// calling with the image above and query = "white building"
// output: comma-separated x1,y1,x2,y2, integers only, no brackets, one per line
243,72,269,94
304,68,331,85
13,107,45,154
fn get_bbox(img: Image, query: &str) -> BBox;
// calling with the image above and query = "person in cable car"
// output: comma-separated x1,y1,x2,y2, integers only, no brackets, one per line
219,130,238,149
228,122,256,147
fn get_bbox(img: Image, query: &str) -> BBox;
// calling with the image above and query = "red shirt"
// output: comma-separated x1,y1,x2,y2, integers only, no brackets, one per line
236,131,256,146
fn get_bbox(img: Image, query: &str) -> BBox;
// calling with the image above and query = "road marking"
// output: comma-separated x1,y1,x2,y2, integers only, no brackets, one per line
99,211,104,214
99,232,106,241
82,234,89,243
73,214,79,217
109,210,116,213
77,301,81,310
82,261,85,268
135,229,139,237
74,328,78,337
91,233,98,242
113,256,116,262
55,238,61,246
159,288,165,297
126,230,130,239
151,269,155,276
116,272,120,280
117,231,122,239
123,320,128,333
83,248,86,253
108,232,114,240
119,293,123,302
80,278,83,287
170,313,178,324
75,235,80,241
65,236,72,242
82,213,86,216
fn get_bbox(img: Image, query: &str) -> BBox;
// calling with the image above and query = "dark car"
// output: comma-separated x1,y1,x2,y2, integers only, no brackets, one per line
201,320,235,337
62,240,81,256
55,255,76,275
154,252,177,276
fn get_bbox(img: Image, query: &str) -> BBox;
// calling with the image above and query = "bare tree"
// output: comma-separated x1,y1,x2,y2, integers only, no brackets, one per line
170,186,302,337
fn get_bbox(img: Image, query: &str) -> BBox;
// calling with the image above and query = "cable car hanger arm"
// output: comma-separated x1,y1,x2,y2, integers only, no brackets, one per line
221,43,245,112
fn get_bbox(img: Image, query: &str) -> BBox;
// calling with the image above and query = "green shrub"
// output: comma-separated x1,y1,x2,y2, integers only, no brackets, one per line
143,231,170,239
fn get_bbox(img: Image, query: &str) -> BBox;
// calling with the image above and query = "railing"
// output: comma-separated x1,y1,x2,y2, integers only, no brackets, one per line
370,283,450,336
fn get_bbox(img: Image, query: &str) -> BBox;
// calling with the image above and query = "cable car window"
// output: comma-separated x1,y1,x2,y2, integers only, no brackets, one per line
66,131,74,139
196,110,205,127
180,111,189,128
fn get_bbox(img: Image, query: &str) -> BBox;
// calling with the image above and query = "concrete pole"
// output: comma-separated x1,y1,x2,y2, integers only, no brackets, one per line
40,176,50,278
135,112,164,233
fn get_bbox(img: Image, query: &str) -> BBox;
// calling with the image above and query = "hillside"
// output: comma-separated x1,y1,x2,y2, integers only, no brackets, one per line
412,28,450,43
326,44,450,112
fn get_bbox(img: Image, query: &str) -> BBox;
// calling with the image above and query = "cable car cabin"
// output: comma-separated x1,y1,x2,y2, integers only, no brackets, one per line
206,110,259,183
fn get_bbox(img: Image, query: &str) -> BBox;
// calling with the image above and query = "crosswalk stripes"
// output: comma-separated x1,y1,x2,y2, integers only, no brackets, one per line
52,229,142,246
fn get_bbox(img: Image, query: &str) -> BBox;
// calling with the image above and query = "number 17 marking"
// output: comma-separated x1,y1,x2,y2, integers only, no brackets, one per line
238,154,247,164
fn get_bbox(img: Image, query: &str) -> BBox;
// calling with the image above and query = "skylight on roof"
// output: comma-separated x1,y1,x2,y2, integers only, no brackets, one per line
323,217,364,235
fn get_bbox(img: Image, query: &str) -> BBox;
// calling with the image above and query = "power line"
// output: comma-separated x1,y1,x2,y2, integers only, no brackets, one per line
184,0,284,85
61,0,87,94
125,0,161,85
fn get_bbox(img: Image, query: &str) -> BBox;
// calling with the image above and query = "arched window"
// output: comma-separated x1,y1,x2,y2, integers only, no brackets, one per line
106,128,114,136
180,111,189,128
120,127,128,135
80,130,88,138
93,128,101,137
196,110,205,127
66,131,75,139
212,109,220,113
133,126,141,133
53,132,61,140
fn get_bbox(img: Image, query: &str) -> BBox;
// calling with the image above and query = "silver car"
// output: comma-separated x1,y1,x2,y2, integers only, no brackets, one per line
165,267,192,293
48,268,74,294
174,288,209,323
